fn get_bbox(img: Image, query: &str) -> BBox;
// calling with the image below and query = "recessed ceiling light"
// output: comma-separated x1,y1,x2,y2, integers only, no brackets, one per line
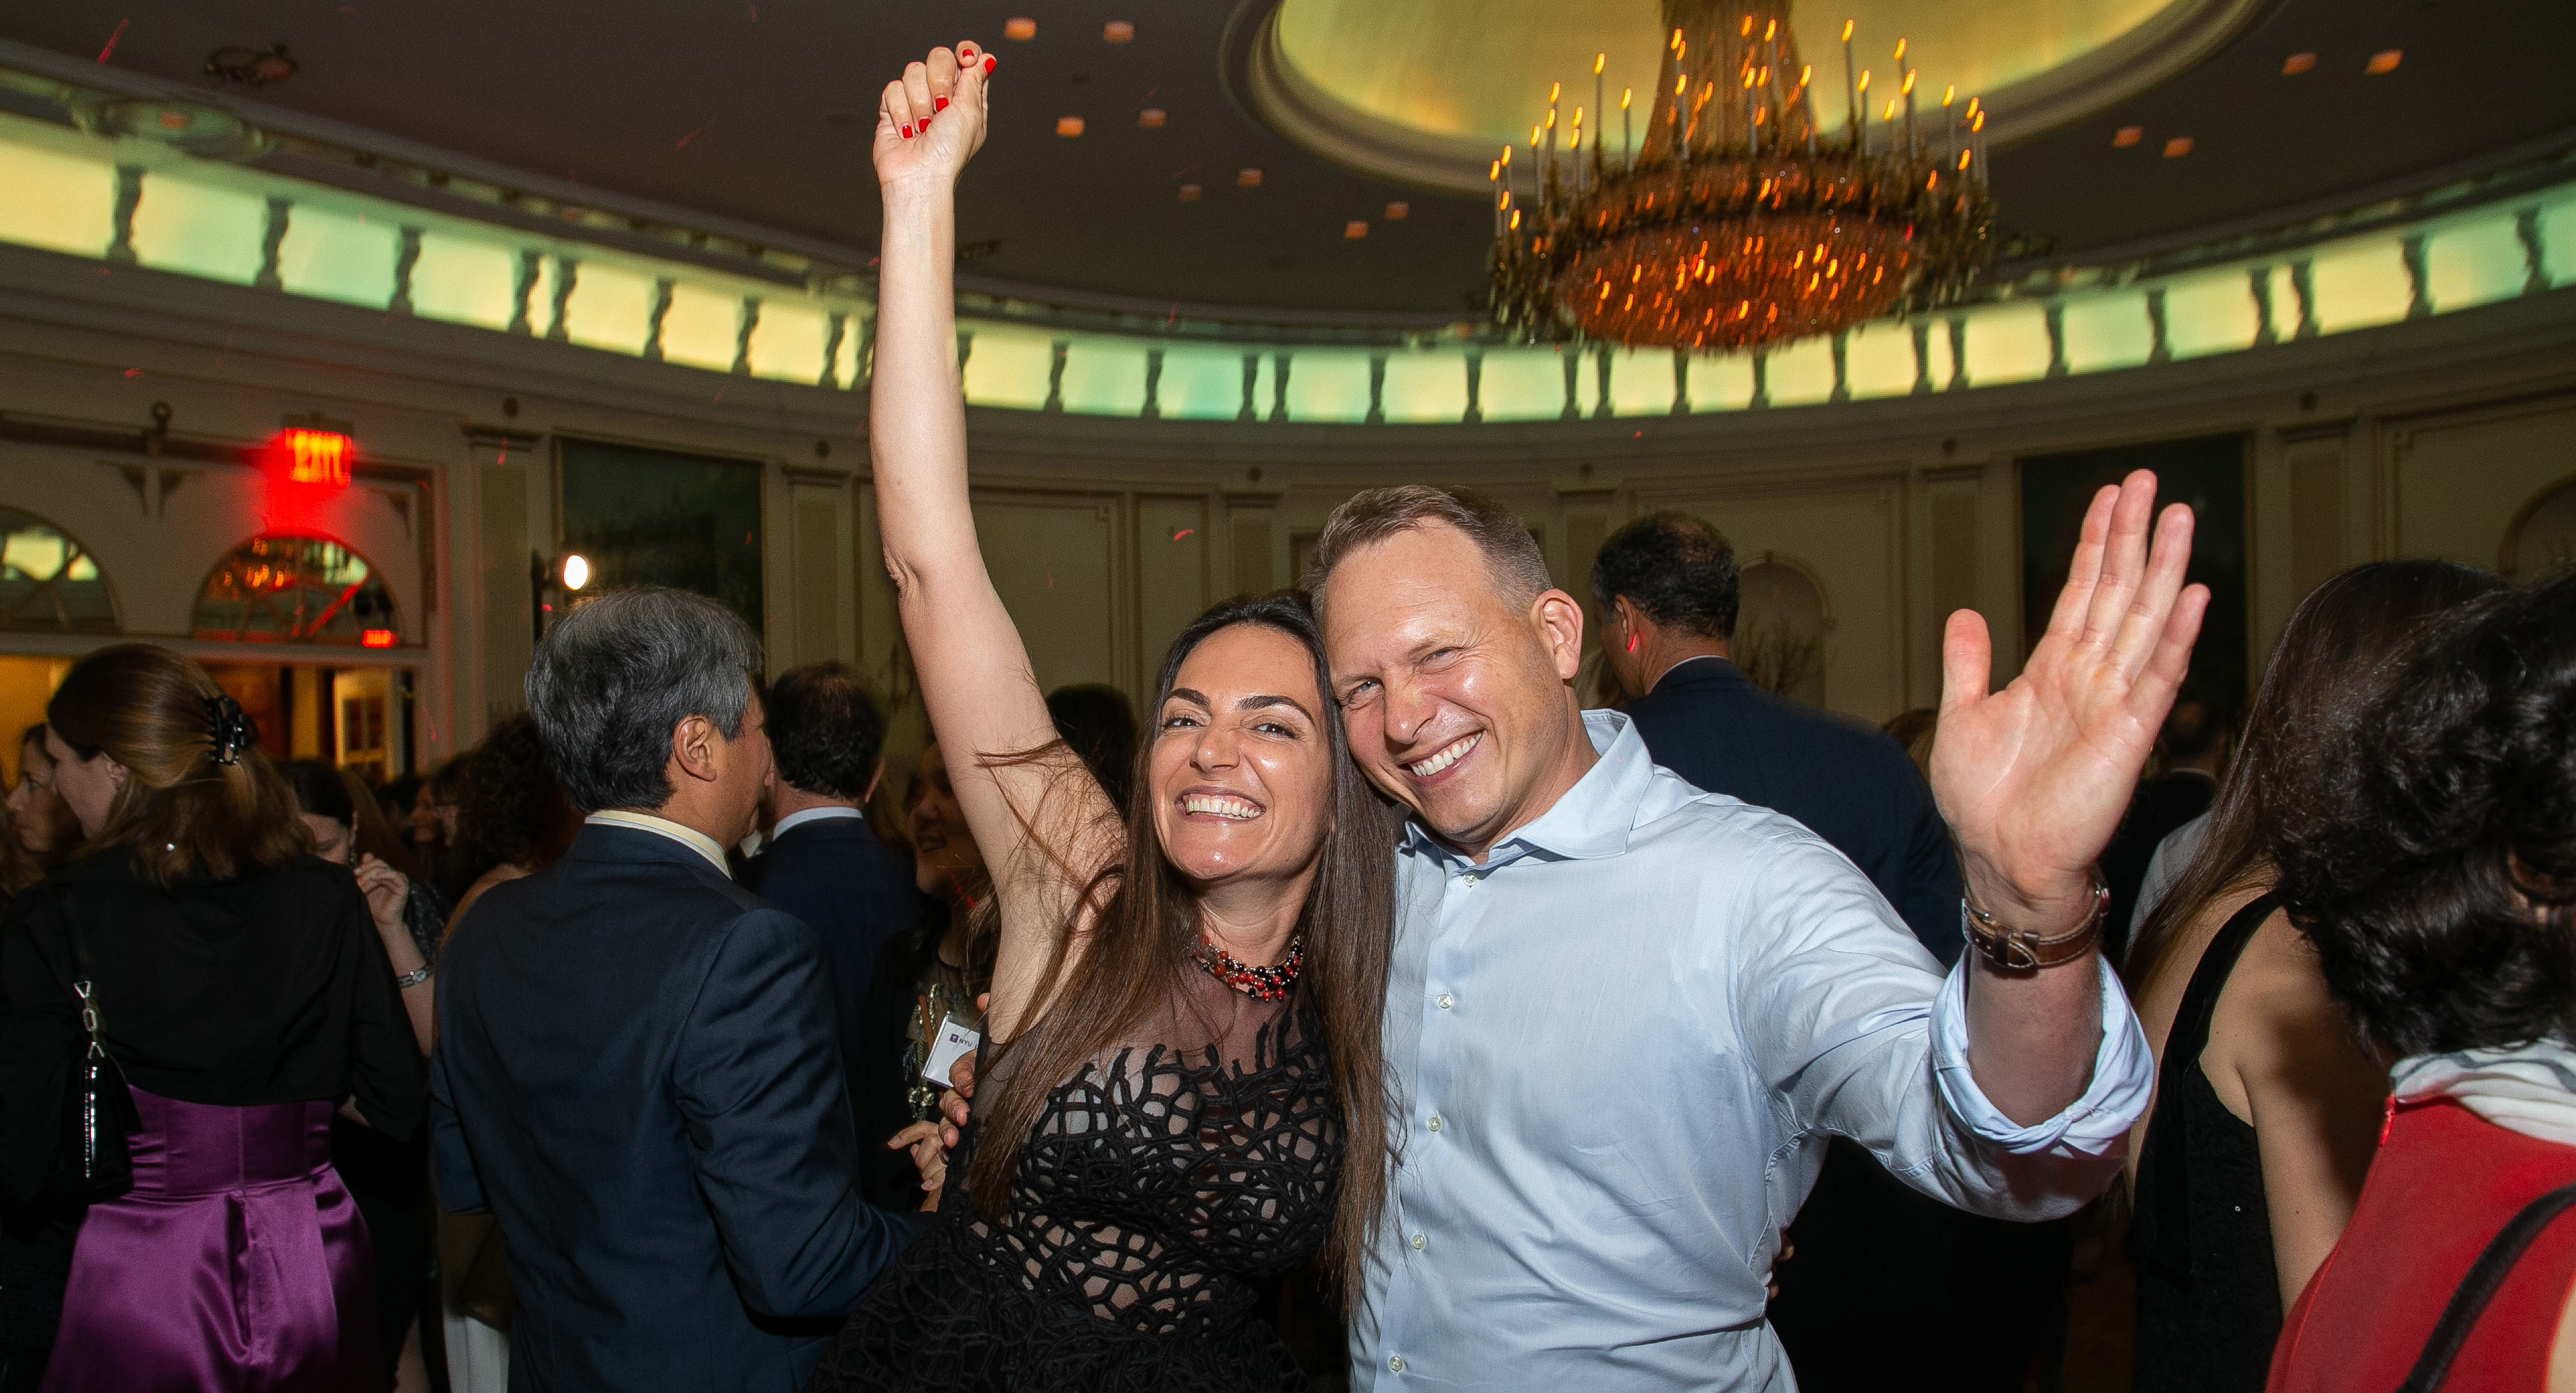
1102,21,1134,43
2281,52,2316,75
1385,202,1409,220
2112,126,2143,147
1344,221,1369,239
2365,49,2402,74
1238,167,1263,187
1055,115,1085,137
1178,184,1202,202
2162,135,2193,158
1003,17,1036,40
1138,108,1166,128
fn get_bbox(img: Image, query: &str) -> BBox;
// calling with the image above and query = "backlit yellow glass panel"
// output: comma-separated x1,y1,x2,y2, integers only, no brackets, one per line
1477,348,1566,421
750,298,827,383
1284,350,1371,422
565,261,655,354
2426,213,2526,313
0,138,113,258
2159,268,2259,359
961,325,1052,409
1765,337,1837,406
659,281,738,370
1157,345,1247,420
1606,348,1670,416
277,202,397,307
407,230,518,329
128,166,265,284
1844,322,1917,400
832,317,863,389
1060,339,1149,415
1570,348,1602,417
1689,353,1754,412
2062,293,2154,375
1382,352,1467,422
1963,304,2050,386
2309,238,2410,334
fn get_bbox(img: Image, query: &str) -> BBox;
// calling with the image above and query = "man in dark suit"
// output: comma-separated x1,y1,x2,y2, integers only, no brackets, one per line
1591,515,2055,1393
429,589,923,1391
740,662,927,1094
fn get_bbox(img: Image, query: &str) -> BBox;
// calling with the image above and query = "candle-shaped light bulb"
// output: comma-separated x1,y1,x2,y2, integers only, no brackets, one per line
1621,86,1633,166
1764,18,1777,41
1550,82,1560,103
1841,19,1854,40
1943,85,1957,161
1857,67,1869,153
1901,70,1915,94
1842,21,1859,148
1892,38,1906,64
1672,26,1683,50
1902,69,1917,152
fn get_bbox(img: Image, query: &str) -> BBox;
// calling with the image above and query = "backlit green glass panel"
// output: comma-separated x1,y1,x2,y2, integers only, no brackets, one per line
2062,293,2154,374
1963,302,2050,386
1604,347,1668,416
2159,268,2259,359
129,166,264,285
566,261,655,354
1382,351,1467,422
1157,344,1248,419
960,325,1051,409
2536,188,2576,290
1766,336,1838,406
2426,213,2525,312
408,230,519,329
1844,322,1918,400
1479,347,1568,420
2310,238,2410,334
277,202,397,307
0,134,113,258
1284,350,1371,422
1689,352,1754,412
659,280,738,370
750,298,827,383
1060,339,1149,415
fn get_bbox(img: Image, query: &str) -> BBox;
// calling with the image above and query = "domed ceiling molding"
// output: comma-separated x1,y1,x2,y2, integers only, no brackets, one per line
1233,0,2270,194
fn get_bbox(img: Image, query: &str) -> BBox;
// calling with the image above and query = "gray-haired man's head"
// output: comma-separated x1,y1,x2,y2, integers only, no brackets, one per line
525,587,764,815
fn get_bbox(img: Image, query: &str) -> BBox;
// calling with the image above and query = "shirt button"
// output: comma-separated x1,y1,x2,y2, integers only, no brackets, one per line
1460,872,1479,887
1410,1232,1426,1250
1389,1355,1406,1373
1427,1115,1443,1132
1436,992,1453,1010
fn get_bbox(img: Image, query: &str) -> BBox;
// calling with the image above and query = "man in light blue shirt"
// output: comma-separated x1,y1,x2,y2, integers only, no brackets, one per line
1310,475,2205,1391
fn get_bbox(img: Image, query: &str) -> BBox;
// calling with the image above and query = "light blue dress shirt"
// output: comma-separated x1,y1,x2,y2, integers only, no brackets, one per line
1348,712,2152,1392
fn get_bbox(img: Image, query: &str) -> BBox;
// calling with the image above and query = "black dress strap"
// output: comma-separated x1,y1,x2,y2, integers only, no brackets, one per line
2395,1181,2576,1392
2138,891,2280,1286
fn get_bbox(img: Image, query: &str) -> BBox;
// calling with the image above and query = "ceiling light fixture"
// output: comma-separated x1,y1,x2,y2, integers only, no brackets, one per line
1386,202,1410,220
2112,125,2143,147
2281,52,2317,75
1238,167,1263,187
1139,107,1166,128
1103,21,1134,43
1178,184,1203,201
1056,116,1085,137
2365,49,2402,74
1004,18,1037,41
2162,135,2193,157
1346,221,1369,238
1491,2,1992,354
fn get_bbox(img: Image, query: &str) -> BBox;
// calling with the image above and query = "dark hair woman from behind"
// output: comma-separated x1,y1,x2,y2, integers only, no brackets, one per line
2120,559,2505,1393
0,645,424,1391
444,713,578,933
2264,572,2576,1388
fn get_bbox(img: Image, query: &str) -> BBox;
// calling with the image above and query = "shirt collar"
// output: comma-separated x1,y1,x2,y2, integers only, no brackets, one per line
771,805,866,839
585,810,732,877
1400,711,1657,867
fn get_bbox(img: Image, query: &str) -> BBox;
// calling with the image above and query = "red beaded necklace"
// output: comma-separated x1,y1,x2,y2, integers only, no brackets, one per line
1189,931,1305,1002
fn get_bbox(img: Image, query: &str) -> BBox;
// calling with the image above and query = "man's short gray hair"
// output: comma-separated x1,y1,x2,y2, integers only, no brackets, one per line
524,587,763,813
1306,485,1552,613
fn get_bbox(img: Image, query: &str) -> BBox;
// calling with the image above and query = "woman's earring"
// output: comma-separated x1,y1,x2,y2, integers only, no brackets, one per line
1625,632,1639,654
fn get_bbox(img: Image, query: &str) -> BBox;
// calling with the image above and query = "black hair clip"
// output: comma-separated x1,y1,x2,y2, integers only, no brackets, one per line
204,694,256,766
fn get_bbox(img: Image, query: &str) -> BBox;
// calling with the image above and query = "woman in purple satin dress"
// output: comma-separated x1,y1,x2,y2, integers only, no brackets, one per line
0,645,424,1392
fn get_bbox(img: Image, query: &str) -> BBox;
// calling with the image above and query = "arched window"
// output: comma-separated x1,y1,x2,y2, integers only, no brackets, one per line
1735,553,1831,707
0,508,117,632
2504,476,2576,580
192,534,399,645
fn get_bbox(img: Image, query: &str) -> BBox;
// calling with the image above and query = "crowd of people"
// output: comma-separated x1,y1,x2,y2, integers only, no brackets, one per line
0,38,2568,1393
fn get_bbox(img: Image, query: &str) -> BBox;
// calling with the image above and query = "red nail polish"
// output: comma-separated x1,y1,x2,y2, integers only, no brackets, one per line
900,124,912,138
983,55,995,73
935,95,948,111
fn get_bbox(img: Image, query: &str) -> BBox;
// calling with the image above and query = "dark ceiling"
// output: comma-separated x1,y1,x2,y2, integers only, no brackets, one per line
3,0,2572,318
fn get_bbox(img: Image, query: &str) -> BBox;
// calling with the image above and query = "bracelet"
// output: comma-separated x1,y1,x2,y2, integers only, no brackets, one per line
395,962,433,989
1961,871,2109,973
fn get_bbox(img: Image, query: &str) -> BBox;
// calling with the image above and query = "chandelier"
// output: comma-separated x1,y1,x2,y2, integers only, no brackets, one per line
1489,0,1995,354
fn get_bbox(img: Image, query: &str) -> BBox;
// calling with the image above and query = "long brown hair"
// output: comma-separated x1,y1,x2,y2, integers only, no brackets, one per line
2127,560,2506,989
46,644,308,887
964,592,1398,1295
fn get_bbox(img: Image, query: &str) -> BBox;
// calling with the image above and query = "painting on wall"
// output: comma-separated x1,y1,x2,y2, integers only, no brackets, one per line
557,438,765,639
2019,433,2249,713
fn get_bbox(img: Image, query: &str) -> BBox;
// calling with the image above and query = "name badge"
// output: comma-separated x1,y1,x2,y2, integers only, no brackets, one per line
921,1014,981,1087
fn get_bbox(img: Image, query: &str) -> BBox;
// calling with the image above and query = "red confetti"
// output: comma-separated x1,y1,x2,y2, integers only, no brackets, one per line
121,368,140,377
1170,528,1195,541
96,18,128,63
746,1,757,18
674,124,709,150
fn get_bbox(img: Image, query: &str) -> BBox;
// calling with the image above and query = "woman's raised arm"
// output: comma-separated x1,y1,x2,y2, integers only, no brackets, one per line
871,44,1119,1035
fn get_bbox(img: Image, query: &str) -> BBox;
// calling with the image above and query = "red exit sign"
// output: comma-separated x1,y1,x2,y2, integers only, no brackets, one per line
267,428,353,487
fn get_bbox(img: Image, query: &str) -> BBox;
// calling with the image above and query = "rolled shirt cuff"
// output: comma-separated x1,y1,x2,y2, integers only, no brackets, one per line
1929,950,2152,1157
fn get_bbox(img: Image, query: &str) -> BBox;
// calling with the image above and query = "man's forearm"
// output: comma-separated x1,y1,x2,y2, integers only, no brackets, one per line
1962,950,2106,1125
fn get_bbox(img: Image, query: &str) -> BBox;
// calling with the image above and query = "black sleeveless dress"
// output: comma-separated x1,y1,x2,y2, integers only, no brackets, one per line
2132,892,2284,1393
807,973,1340,1392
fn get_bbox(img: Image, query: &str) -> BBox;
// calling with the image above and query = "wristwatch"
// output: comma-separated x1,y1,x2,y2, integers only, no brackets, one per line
1961,871,2109,972
395,962,434,989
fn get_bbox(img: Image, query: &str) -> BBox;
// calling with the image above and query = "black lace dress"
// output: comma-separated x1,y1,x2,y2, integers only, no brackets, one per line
808,971,1341,1392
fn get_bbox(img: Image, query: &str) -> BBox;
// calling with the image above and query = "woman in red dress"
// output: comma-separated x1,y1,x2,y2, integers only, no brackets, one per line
2267,570,2576,1391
